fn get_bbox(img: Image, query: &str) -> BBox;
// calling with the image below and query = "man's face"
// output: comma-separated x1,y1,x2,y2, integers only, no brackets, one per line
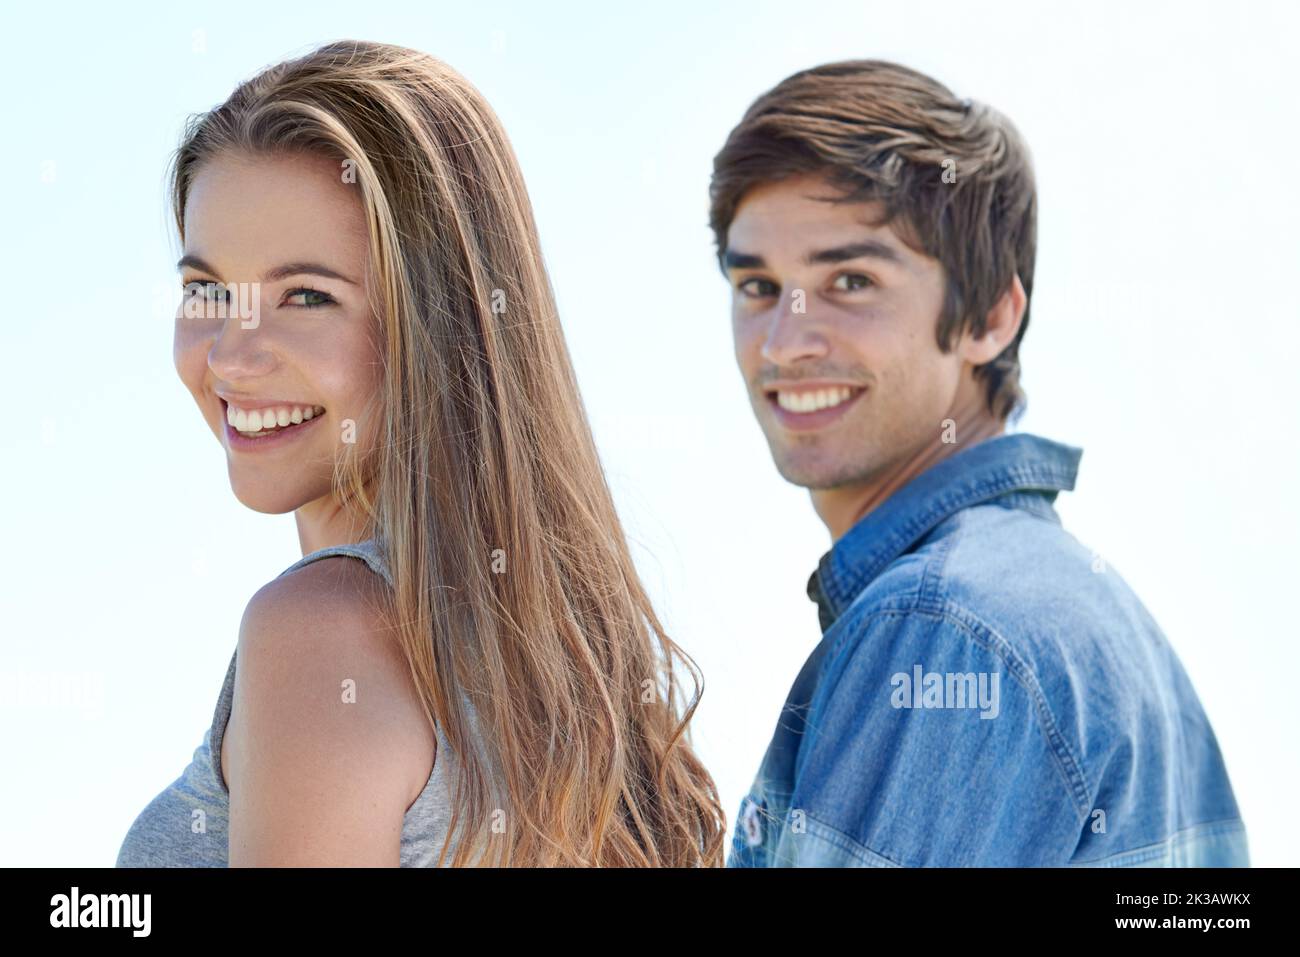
726,171,967,490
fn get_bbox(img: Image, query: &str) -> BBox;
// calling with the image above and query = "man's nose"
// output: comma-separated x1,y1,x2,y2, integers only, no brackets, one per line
760,292,829,366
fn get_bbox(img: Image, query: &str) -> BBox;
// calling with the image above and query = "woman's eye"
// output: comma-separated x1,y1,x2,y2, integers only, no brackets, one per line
738,277,779,298
283,287,335,308
182,280,227,302
832,273,873,292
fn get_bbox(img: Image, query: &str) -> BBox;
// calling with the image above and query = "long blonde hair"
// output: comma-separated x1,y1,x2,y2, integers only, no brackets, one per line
170,39,725,865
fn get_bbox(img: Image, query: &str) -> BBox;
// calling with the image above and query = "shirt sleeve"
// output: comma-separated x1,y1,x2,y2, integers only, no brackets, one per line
790,606,1086,866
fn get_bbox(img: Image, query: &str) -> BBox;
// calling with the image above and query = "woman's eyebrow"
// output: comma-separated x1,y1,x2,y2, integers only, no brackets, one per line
176,254,358,285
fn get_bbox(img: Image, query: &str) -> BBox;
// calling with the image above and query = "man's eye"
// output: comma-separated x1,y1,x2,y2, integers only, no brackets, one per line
284,287,335,308
738,277,779,298
832,273,873,292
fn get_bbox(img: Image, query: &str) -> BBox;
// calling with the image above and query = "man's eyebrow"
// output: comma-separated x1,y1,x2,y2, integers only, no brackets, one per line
722,238,903,271
175,254,359,285
805,239,903,267
722,249,767,270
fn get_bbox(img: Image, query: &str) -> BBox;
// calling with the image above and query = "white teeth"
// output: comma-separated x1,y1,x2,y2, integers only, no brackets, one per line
224,402,325,435
775,386,857,413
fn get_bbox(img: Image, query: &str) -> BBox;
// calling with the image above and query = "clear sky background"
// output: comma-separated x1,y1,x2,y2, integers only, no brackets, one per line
2,0,1296,866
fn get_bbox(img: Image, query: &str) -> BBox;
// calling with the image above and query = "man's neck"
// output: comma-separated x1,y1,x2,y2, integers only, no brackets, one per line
813,394,1006,542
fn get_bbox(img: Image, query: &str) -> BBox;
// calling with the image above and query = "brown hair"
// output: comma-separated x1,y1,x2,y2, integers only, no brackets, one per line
709,59,1037,421
170,39,725,865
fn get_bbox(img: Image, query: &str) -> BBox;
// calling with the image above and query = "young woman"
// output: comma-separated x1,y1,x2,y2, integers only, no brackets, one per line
116,39,725,867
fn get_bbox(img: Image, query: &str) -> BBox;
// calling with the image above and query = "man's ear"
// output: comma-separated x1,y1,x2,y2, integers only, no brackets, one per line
962,274,1026,365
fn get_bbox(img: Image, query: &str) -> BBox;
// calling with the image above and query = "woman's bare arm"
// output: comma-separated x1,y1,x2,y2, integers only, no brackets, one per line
225,557,436,867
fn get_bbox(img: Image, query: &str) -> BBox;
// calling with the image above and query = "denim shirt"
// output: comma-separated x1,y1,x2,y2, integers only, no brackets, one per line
727,432,1249,867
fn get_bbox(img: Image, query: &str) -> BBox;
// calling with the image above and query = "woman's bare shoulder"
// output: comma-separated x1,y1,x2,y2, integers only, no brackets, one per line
224,556,436,865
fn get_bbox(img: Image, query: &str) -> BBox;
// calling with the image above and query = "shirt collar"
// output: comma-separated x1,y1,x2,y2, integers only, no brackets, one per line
807,432,1083,632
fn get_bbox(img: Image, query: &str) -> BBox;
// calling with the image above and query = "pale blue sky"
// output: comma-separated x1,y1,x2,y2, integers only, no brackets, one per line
2,0,1296,866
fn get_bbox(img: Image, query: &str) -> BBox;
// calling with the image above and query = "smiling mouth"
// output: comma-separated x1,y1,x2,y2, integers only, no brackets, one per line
222,400,326,438
766,385,865,414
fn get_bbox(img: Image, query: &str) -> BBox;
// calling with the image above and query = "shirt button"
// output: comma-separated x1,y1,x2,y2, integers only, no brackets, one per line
741,797,765,847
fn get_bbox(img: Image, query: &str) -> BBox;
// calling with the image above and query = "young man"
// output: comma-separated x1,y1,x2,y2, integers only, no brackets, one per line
710,60,1248,866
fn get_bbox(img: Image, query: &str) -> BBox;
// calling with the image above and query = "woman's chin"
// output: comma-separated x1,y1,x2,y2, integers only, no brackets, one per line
227,480,316,516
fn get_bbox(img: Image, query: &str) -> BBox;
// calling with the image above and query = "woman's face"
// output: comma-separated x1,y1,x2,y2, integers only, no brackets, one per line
173,151,382,516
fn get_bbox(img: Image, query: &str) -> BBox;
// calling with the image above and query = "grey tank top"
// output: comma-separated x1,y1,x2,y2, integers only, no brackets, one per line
116,538,466,867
